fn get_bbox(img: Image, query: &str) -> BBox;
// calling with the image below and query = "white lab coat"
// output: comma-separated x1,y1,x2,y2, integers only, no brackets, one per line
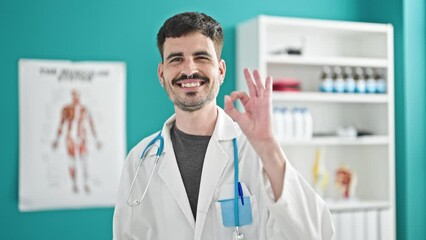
113,107,334,240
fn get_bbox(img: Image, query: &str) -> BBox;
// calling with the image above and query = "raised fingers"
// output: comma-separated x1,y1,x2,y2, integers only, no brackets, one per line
244,68,269,98
253,69,265,97
244,68,257,98
264,75,273,97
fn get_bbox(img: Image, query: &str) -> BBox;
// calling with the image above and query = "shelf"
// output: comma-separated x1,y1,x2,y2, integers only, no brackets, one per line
260,15,391,33
272,92,388,103
327,199,390,212
266,55,388,68
281,135,389,146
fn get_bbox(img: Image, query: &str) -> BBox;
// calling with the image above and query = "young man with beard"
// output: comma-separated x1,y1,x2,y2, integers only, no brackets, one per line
113,12,334,240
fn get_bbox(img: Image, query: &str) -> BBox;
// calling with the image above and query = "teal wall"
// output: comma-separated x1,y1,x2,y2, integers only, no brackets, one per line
0,0,424,239
361,0,426,239
403,0,426,239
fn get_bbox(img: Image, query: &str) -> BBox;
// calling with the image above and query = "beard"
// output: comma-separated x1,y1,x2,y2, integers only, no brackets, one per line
164,73,219,112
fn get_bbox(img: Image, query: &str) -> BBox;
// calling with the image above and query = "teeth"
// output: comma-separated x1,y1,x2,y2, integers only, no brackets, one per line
181,82,201,88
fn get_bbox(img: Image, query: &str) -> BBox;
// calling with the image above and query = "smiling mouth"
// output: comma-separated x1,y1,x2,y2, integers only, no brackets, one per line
176,80,206,88
181,82,201,88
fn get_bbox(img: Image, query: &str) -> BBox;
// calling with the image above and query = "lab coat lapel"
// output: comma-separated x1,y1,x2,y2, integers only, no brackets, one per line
157,116,196,229
194,108,239,240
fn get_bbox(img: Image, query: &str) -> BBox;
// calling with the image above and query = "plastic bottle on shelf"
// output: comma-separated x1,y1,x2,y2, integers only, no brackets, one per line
333,66,345,93
375,69,387,94
293,108,304,140
343,67,356,93
366,68,377,93
301,107,313,139
320,66,333,93
282,107,294,140
354,67,366,93
273,107,285,141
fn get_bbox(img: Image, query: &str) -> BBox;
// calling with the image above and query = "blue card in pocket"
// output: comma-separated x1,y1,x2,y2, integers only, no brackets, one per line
218,196,253,227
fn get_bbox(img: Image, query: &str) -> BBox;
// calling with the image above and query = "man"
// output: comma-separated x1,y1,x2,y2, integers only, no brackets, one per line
52,89,101,193
113,12,334,239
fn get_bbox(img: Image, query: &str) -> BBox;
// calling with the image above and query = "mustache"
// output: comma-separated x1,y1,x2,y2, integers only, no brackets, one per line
172,73,210,85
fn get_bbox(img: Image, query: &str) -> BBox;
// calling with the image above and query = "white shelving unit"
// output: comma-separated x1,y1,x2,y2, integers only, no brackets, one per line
273,92,388,103
237,16,395,240
281,135,389,146
266,55,388,68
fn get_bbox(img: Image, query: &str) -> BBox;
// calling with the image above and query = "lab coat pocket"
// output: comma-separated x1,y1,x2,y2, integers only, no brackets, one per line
218,196,252,227
213,183,260,239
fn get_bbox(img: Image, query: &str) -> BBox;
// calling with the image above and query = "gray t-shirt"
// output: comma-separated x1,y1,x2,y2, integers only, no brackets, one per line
170,124,211,220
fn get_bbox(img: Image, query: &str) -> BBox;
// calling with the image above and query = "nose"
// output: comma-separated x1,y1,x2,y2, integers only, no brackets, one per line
180,58,198,77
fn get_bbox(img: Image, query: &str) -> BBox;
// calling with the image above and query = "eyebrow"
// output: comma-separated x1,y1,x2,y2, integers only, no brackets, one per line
165,51,213,61
193,51,212,58
165,52,183,61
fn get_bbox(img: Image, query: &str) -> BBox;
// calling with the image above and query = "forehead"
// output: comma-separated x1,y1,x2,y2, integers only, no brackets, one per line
163,32,217,57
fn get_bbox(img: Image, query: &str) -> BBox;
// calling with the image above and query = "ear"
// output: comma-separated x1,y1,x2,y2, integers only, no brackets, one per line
157,63,164,87
218,59,226,83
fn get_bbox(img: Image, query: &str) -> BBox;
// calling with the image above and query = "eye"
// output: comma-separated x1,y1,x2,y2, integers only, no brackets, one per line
169,57,182,63
196,56,210,61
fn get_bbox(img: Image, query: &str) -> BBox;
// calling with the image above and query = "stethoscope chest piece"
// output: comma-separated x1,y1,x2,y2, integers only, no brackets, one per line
233,227,245,240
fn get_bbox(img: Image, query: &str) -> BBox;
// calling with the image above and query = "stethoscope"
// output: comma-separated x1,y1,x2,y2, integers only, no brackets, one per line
126,132,164,206
126,131,246,240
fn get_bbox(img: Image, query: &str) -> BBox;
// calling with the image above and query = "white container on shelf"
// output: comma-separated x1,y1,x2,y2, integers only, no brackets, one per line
376,69,387,94
273,107,285,141
302,107,313,139
293,108,304,140
320,66,334,93
355,67,367,93
282,108,294,140
344,67,356,93
333,66,346,93
366,68,377,93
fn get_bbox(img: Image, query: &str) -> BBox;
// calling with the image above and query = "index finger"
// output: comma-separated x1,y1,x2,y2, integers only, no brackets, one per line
244,68,257,98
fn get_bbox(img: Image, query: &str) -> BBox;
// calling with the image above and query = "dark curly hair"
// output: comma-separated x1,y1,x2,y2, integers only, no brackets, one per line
157,12,224,61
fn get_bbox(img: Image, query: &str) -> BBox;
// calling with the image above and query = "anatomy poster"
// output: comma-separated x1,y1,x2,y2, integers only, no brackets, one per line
19,59,126,211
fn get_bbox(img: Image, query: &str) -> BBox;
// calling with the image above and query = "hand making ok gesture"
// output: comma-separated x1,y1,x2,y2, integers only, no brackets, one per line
224,68,285,200
224,68,274,146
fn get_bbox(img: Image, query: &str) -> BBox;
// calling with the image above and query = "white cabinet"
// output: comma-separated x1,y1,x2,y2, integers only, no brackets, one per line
236,15,395,240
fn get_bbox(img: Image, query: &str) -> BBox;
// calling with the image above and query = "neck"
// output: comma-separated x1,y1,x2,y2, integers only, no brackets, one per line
174,103,218,136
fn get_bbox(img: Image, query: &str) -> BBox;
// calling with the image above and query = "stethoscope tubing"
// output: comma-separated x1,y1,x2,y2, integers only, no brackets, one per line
233,138,240,227
126,154,160,206
125,131,244,237
126,132,163,206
